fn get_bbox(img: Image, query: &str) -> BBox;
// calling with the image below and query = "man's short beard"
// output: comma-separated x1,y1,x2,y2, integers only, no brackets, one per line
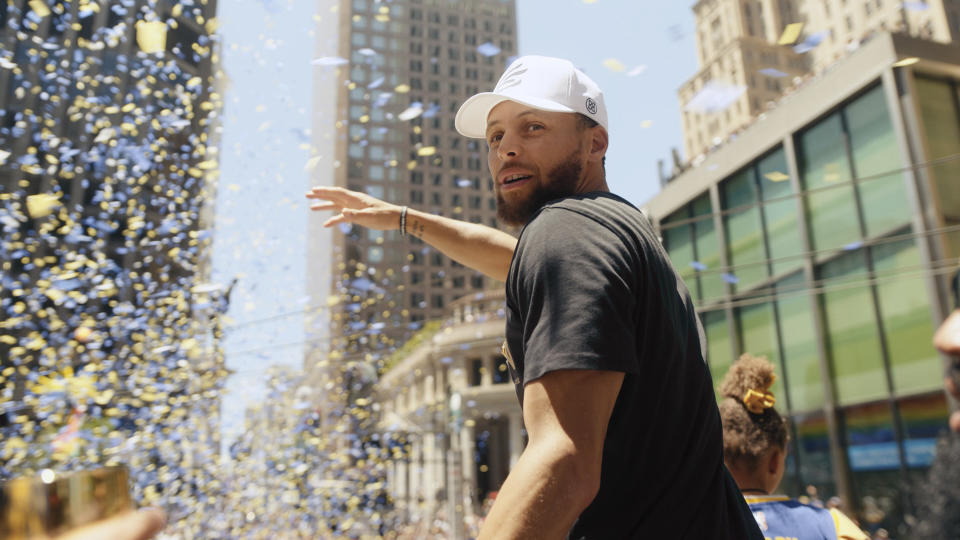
496,152,582,227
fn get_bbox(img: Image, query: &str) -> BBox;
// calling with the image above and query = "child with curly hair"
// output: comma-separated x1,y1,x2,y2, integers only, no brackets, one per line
718,354,868,540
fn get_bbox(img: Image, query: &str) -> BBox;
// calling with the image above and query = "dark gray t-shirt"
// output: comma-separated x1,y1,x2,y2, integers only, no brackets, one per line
503,192,762,539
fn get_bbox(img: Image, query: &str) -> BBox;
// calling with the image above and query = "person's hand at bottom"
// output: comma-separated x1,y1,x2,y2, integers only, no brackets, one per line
56,508,166,540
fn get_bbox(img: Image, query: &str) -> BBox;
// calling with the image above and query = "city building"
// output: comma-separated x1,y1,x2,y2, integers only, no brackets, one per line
0,0,228,533
679,0,960,163
308,0,518,365
649,32,960,534
375,289,520,531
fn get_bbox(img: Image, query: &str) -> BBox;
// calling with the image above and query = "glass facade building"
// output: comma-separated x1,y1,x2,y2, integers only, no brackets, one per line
648,34,960,535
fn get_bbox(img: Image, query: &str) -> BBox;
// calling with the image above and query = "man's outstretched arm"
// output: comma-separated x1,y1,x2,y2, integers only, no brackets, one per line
306,186,517,282
478,369,624,539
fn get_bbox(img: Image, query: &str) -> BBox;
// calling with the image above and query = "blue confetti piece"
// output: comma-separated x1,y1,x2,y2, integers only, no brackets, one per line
722,273,740,284
759,68,788,78
477,42,500,57
690,261,707,271
843,241,863,251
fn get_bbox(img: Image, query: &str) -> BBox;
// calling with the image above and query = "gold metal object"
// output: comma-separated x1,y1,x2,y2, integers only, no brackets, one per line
0,466,133,539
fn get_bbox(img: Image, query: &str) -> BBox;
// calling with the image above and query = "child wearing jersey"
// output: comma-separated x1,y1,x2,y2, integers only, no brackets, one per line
718,354,868,540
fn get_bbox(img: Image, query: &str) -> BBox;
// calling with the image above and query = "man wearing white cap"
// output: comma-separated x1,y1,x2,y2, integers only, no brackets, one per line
308,56,762,539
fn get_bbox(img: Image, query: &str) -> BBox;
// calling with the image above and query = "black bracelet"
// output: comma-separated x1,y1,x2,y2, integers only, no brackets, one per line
400,206,408,237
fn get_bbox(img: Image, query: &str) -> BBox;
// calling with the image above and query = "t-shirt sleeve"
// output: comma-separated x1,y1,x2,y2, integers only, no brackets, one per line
829,508,869,540
511,207,640,384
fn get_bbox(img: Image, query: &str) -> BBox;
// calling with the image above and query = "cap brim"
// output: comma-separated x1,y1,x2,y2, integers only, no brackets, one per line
455,92,577,139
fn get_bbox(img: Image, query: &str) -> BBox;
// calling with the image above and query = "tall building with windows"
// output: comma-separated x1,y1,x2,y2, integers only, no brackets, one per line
309,0,517,362
650,33,960,535
680,0,809,162
679,0,960,163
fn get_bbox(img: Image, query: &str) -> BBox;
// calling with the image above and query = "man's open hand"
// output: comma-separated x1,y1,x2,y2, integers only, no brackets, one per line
306,186,401,231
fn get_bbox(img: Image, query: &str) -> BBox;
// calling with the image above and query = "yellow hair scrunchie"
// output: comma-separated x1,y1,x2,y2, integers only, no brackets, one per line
743,388,776,414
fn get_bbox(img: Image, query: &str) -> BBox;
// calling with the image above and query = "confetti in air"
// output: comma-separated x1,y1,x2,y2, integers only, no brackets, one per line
602,58,626,72
477,41,501,57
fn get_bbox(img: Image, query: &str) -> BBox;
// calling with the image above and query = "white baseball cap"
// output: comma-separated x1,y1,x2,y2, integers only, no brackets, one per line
455,55,609,139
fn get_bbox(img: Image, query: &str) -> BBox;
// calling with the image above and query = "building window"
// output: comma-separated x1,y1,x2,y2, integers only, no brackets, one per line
797,112,859,253
845,85,909,237
914,77,960,259
817,249,887,405
775,272,823,412
470,358,484,386
757,149,802,277
702,310,732,393
872,237,939,394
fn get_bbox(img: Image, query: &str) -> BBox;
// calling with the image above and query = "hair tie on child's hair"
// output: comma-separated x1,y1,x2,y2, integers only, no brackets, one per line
742,388,776,414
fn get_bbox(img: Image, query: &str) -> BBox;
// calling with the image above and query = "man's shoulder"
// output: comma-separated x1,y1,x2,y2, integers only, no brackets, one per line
523,192,646,239
539,191,639,217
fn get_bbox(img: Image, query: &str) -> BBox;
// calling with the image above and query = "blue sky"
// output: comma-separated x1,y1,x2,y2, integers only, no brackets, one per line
212,0,698,448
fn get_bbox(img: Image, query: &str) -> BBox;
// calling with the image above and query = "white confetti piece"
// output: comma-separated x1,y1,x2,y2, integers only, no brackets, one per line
312,56,349,66
397,105,423,121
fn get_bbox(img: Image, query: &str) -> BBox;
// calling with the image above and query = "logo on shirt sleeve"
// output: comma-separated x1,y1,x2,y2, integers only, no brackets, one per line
500,341,520,385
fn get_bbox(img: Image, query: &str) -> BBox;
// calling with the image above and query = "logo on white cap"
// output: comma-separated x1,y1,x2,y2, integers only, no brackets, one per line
585,98,598,115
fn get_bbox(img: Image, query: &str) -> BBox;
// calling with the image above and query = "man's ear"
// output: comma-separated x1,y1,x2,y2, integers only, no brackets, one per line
588,126,608,164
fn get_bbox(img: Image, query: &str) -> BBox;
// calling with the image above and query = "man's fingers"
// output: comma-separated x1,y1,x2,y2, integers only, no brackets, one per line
323,214,347,228
306,186,350,203
309,202,339,212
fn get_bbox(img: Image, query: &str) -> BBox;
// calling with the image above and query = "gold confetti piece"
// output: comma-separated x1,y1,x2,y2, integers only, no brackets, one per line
764,171,790,182
28,0,50,17
93,389,115,405
777,22,804,46
74,326,94,343
135,21,168,54
0,150,10,165
603,58,626,72
394,84,410,94
305,156,324,171
172,3,183,17
406,160,417,170
641,120,653,128
416,146,436,157
583,0,599,3
26,193,61,218
892,57,919,67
